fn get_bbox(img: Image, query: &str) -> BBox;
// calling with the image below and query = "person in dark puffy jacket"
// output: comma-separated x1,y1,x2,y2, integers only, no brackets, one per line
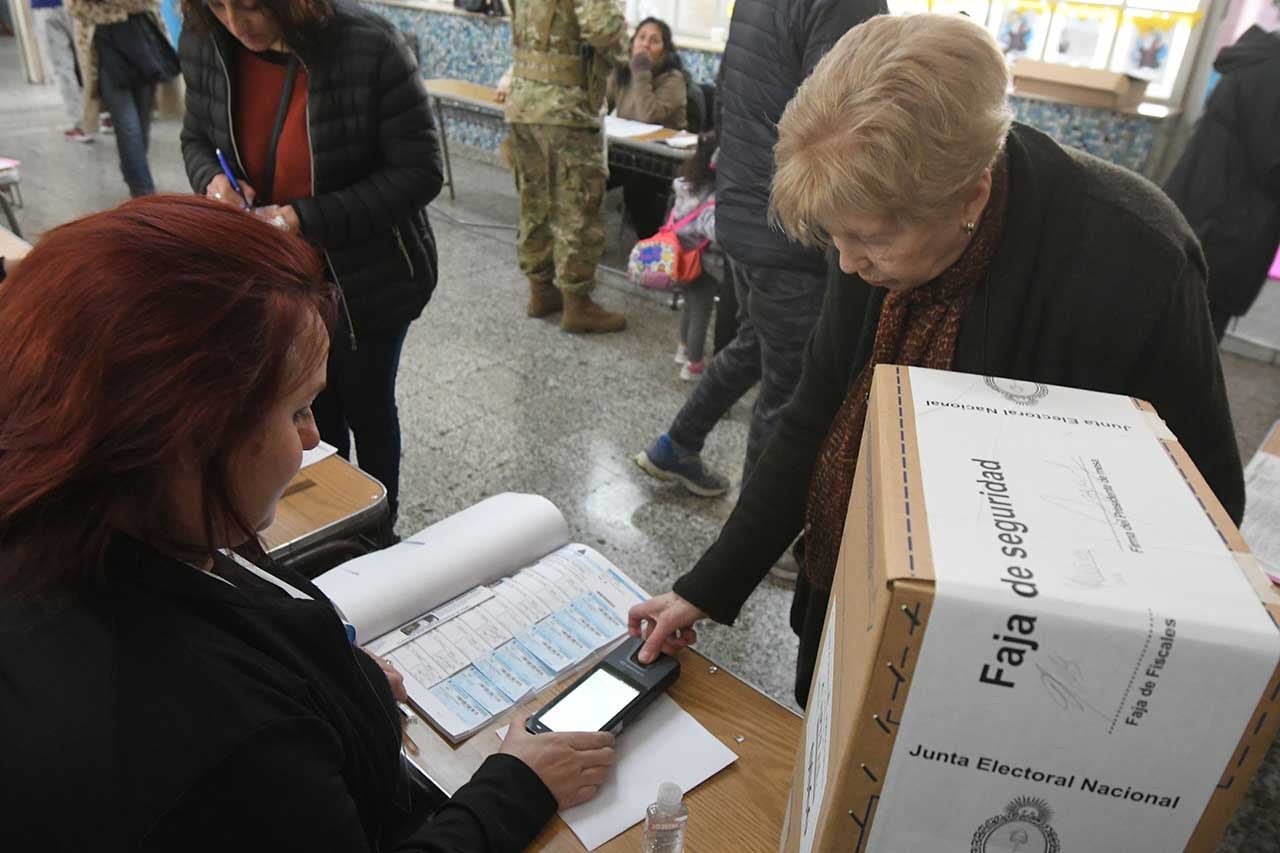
179,0,442,539
635,0,884,581
1165,26,1280,341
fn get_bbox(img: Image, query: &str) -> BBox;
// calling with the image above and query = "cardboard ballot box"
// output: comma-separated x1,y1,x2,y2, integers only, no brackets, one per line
780,366,1280,853
1012,59,1149,110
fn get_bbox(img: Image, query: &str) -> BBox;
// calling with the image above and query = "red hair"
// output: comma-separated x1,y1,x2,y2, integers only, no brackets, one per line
0,195,335,599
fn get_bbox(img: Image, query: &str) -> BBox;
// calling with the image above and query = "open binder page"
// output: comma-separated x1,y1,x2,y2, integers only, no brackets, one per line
314,493,570,643
379,544,649,742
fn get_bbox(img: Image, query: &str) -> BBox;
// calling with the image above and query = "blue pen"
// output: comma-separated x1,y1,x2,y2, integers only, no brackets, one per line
214,148,250,209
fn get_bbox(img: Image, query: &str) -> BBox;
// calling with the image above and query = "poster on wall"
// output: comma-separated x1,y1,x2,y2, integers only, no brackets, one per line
1113,9,1198,98
1128,16,1176,76
1045,3,1119,67
997,0,1049,59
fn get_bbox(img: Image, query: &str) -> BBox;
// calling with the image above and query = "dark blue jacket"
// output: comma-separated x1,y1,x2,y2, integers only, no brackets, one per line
714,0,885,273
1165,26,1280,319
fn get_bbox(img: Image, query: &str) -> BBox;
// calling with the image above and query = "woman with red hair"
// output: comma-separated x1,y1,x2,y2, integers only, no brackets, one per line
0,195,612,851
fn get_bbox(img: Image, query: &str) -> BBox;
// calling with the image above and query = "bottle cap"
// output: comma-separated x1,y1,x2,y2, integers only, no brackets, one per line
657,781,683,811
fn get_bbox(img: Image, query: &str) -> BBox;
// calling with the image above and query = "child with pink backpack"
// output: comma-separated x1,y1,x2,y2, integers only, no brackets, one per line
628,132,720,380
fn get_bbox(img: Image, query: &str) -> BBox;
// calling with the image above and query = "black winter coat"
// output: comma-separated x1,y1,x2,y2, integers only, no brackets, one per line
1164,26,1280,319
0,536,556,851
179,2,443,337
714,0,885,274
677,124,1243,706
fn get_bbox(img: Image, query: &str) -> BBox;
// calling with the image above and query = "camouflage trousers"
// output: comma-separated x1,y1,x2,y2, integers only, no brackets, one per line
509,122,607,295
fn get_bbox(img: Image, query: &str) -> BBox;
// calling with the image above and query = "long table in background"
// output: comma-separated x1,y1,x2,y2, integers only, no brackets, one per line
403,647,802,852
424,78,693,201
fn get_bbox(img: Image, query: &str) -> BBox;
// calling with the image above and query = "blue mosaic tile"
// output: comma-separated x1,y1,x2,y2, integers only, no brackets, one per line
1010,95,1159,175
369,2,513,86
360,4,1162,174
677,48,719,86
438,107,506,153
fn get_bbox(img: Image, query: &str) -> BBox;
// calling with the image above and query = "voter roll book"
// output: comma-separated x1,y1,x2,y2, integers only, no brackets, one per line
314,493,649,742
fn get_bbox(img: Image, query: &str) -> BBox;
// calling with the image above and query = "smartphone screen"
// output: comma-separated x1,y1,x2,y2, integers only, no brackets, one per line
538,667,640,732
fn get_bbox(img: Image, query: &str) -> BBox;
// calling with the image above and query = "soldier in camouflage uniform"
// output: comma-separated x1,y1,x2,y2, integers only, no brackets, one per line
506,0,628,333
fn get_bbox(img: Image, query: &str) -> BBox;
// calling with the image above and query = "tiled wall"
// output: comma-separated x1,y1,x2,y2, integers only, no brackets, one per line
371,2,1164,175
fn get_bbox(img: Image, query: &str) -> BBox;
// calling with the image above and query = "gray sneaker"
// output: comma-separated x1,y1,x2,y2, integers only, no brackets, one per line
768,550,800,585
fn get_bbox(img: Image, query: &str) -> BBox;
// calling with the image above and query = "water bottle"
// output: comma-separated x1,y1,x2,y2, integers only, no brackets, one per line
641,781,688,853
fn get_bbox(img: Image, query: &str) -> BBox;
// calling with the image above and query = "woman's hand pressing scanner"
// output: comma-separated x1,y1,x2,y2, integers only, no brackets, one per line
500,717,616,808
627,592,707,664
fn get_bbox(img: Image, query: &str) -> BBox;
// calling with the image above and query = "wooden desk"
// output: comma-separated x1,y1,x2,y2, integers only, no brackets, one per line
261,455,388,571
403,648,801,852
0,223,30,262
423,78,693,199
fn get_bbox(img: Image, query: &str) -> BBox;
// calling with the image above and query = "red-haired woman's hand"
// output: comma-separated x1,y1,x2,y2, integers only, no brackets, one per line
361,649,408,703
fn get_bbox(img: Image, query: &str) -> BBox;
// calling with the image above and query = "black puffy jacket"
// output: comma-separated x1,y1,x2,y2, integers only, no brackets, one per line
1164,26,1280,319
179,1,443,338
714,0,885,274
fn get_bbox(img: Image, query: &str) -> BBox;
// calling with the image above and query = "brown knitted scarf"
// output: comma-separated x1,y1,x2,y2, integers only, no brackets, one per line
803,157,1009,592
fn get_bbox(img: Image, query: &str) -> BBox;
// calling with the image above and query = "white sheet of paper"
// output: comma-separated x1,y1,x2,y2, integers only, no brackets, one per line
604,115,664,139
299,440,338,469
661,132,698,149
1243,449,1280,583
498,695,737,850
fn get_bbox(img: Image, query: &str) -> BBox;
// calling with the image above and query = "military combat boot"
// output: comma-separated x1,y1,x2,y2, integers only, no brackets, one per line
526,279,563,318
561,292,626,333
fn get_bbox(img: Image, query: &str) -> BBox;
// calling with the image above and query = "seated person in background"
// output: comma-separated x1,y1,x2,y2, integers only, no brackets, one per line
0,195,614,852
608,16,688,238
666,131,721,382
627,15,1243,709
607,16,687,130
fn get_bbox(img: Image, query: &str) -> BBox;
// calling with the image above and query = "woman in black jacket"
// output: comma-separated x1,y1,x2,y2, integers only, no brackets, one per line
1164,25,1280,341
627,15,1244,707
180,0,443,539
0,196,612,852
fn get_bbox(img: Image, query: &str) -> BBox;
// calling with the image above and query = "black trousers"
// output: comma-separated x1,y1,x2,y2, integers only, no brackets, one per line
313,313,411,531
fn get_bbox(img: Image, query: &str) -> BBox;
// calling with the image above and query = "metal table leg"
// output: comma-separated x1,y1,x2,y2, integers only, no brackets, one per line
0,191,21,238
434,96,456,202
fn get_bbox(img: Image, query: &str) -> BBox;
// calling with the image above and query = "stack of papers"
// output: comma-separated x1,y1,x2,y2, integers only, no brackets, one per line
604,115,664,139
370,545,647,740
1242,425,1280,584
661,133,699,149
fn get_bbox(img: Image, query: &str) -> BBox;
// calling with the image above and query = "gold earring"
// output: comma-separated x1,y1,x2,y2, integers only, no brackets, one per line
963,221,977,235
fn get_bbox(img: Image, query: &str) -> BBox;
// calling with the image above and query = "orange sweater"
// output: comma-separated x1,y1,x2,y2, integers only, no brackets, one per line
234,49,312,206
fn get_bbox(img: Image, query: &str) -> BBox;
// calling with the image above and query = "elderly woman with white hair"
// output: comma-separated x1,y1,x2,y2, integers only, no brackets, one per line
627,13,1242,706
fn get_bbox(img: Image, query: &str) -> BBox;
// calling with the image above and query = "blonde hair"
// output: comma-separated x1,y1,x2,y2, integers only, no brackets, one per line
770,14,1013,245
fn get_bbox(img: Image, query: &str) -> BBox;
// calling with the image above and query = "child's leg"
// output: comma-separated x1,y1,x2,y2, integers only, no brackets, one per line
679,291,694,347
683,273,718,364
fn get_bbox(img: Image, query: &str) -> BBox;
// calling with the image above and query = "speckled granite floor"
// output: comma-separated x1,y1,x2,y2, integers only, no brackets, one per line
4,32,1280,847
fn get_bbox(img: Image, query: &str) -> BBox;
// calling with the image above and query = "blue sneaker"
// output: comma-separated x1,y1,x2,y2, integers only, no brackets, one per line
634,434,730,497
